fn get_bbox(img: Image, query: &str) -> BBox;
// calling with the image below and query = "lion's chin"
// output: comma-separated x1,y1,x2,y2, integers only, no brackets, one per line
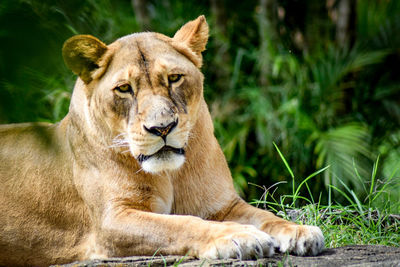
134,145,186,173
140,153,185,173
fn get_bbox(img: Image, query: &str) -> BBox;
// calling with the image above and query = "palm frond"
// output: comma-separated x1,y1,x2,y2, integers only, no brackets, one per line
314,123,372,193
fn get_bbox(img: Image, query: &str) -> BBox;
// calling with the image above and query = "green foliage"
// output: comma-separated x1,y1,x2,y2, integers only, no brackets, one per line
213,43,394,201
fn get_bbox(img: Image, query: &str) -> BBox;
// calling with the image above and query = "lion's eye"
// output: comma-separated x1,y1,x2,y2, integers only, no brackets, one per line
115,84,132,93
168,74,182,84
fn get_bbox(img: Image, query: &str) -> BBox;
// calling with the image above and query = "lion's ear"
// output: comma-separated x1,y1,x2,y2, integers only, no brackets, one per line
173,15,209,58
62,35,108,83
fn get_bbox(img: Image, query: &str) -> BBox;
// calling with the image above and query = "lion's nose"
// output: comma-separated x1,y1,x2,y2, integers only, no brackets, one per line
143,119,178,139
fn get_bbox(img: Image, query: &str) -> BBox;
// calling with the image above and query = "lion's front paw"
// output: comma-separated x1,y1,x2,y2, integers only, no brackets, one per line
200,225,277,260
274,224,324,256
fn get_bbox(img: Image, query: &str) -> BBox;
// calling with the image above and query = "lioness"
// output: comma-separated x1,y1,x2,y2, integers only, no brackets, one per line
0,16,324,266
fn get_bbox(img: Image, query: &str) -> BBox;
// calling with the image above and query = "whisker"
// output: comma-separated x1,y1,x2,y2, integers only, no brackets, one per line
109,134,130,150
111,140,126,144
108,144,130,149
112,140,130,145
111,138,129,144
114,133,127,139
109,139,129,146
135,167,144,174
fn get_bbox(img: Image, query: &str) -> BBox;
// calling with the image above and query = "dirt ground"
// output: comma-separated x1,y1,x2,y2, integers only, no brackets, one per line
58,245,400,267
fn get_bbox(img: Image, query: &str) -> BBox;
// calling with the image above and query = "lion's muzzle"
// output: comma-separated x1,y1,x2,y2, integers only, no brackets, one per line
136,118,186,173
130,106,187,173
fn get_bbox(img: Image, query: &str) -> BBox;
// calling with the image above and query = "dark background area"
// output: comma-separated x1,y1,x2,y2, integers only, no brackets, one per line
0,0,399,212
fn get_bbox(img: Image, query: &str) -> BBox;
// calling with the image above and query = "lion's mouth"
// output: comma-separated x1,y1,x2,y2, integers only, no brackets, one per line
137,146,185,163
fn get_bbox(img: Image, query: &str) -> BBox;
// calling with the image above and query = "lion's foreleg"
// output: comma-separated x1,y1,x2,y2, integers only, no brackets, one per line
93,208,276,260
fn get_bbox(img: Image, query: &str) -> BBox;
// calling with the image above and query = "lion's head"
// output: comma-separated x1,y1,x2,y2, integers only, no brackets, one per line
62,16,209,173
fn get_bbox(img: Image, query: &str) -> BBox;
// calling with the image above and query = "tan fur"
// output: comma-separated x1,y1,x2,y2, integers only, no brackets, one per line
0,16,324,266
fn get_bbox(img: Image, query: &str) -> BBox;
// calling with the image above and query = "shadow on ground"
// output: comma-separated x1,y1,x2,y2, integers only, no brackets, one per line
57,245,400,267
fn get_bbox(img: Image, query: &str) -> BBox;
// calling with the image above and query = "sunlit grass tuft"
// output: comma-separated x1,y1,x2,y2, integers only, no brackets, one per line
251,144,400,248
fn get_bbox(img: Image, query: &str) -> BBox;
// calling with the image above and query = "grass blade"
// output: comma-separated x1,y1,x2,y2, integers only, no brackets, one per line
273,142,295,202
273,142,295,179
294,165,330,198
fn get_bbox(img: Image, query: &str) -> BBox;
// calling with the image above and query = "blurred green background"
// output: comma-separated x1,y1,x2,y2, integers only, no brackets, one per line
0,0,399,211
